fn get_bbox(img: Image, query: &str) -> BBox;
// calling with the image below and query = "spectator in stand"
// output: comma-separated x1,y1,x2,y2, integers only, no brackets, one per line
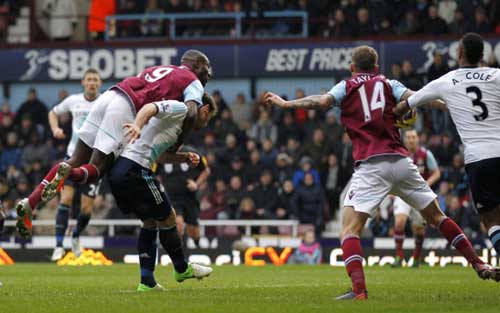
293,89,307,125
292,156,320,188
322,110,343,144
446,196,480,240
247,108,278,146
88,0,116,40
20,131,51,173
300,128,330,169
442,153,468,198
251,170,280,219
390,63,402,80
15,88,48,134
288,231,322,264
399,60,422,91
220,133,242,163
422,5,448,35
303,109,320,141
323,9,353,38
226,175,248,219
432,132,458,167
230,93,252,131
213,109,240,140
291,172,325,235
468,7,492,34
354,7,376,37
225,155,248,185
438,0,457,25
449,9,468,35
208,178,227,218
15,115,37,147
437,181,450,214
334,132,354,179
0,132,22,174
260,139,278,169
0,101,14,125
275,153,294,185
141,0,165,37
212,90,229,115
322,153,342,219
247,149,264,186
278,111,302,146
0,113,14,145
236,197,261,234
41,0,77,41
278,180,295,219
428,52,451,134
396,10,419,36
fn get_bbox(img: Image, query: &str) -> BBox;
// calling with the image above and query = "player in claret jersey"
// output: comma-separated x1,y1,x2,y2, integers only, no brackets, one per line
395,32,500,260
391,129,441,268
15,50,211,239
266,45,500,300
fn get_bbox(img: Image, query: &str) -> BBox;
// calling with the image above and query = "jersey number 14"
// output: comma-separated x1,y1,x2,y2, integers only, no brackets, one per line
358,81,386,122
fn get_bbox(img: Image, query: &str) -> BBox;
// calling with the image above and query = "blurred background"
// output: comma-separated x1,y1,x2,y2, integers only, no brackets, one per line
1,0,500,264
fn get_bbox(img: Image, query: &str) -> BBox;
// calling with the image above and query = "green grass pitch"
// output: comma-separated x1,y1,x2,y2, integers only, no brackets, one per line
0,264,498,313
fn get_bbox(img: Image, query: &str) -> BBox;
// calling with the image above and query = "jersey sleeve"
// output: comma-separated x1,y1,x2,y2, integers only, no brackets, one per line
198,155,208,171
425,149,439,171
388,80,408,102
154,100,188,119
183,80,204,106
327,80,347,106
407,79,443,108
52,96,73,115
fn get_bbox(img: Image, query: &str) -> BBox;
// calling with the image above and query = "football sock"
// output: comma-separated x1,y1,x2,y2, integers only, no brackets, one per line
439,217,482,265
138,228,158,288
193,237,200,247
487,225,500,256
394,228,405,259
69,164,100,184
342,235,366,294
159,226,188,273
55,204,70,247
28,164,59,208
72,213,91,238
413,233,425,261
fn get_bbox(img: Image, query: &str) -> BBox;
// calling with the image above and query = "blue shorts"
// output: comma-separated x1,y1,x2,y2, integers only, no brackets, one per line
108,157,172,221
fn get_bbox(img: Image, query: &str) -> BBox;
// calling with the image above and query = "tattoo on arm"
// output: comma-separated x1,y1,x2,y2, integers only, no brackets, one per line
286,94,334,109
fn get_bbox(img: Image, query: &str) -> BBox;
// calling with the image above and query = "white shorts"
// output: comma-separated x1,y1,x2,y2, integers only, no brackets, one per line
78,89,134,157
393,196,425,226
343,155,436,217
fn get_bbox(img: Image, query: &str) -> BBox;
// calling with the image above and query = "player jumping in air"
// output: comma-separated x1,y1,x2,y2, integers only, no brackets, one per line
391,129,441,268
107,93,217,291
48,69,103,261
15,50,211,239
394,32,500,259
266,45,500,300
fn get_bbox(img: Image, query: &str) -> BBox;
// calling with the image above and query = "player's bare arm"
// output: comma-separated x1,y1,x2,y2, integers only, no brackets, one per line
265,92,335,109
157,151,200,168
427,168,441,187
48,110,65,140
123,102,159,143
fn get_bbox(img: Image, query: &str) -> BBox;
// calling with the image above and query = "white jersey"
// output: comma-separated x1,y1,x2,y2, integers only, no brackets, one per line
121,100,187,169
52,93,99,156
408,67,500,164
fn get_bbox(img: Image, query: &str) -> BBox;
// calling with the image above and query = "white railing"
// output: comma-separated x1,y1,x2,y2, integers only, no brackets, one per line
4,219,299,237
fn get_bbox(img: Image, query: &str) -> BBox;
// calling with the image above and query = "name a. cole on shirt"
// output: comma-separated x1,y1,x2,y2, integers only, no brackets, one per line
452,71,493,85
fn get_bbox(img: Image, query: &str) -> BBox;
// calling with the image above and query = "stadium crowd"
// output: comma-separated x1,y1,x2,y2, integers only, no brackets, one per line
2,0,500,42
0,53,499,240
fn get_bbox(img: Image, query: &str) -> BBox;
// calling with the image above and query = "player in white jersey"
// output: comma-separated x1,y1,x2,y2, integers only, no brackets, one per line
395,32,500,256
107,94,216,291
48,69,103,261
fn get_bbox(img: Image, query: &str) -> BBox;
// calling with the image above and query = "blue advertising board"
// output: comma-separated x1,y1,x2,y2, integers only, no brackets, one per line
1,39,499,81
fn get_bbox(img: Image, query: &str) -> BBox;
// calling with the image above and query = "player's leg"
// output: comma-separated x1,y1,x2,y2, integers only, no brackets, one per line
157,209,212,282
71,194,94,257
65,92,134,185
392,196,411,267
395,157,499,281
176,214,185,236
336,158,392,300
136,218,165,291
183,199,201,247
409,209,426,267
480,208,500,255
51,185,75,261
186,225,201,247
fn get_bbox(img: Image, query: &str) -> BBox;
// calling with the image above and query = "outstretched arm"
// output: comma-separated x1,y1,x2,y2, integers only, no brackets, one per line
265,92,335,110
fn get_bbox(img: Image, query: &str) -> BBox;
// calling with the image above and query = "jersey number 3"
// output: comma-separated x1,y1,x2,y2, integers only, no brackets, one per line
359,81,386,122
466,86,488,121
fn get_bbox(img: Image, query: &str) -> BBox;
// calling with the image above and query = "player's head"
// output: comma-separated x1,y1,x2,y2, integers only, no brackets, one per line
81,68,102,99
404,129,419,152
458,33,484,67
350,45,379,74
194,92,218,129
181,50,212,87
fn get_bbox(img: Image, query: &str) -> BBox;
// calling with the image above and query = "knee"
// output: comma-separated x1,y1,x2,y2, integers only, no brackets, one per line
158,209,177,228
394,217,406,231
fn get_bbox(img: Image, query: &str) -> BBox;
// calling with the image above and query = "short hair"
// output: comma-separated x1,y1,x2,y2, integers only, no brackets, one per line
351,46,378,71
181,49,209,65
202,92,218,115
83,68,100,78
461,33,484,65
